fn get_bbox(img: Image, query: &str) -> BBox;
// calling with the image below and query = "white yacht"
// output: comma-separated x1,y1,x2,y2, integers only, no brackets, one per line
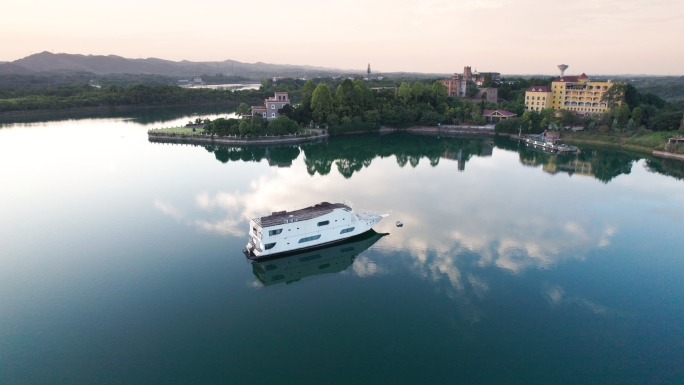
243,202,388,259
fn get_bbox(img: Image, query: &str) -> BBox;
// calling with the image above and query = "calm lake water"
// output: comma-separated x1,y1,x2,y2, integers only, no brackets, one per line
1,110,683,385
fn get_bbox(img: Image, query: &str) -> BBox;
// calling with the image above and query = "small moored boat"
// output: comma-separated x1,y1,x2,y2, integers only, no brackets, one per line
510,128,579,154
396,221,403,227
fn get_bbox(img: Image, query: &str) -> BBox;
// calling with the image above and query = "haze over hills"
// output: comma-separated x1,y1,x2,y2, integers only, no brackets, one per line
0,52,359,78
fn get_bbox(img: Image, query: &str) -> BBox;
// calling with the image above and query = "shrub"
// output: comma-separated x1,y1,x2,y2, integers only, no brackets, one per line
326,113,340,126
328,122,380,135
267,116,299,136
363,109,381,123
665,142,684,154
420,111,442,126
494,117,544,134
648,112,684,131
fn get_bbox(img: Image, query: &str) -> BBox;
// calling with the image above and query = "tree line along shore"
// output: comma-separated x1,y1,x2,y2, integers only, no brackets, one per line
2,75,682,155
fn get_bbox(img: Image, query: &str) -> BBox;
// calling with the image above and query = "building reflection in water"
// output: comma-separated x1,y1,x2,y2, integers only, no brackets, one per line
441,141,493,171
251,231,387,287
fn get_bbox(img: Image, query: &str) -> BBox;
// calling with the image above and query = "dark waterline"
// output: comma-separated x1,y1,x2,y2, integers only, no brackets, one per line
1,112,683,385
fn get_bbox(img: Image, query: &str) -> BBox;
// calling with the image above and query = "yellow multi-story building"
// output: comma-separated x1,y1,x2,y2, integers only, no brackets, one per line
525,86,552,112
526,73,615,115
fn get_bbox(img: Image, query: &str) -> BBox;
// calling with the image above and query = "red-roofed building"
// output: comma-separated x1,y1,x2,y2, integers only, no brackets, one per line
527,86,551,92
243,92,290,120
553,73,590,83
525,70,617,115
482,109,517,123
525,86,553,111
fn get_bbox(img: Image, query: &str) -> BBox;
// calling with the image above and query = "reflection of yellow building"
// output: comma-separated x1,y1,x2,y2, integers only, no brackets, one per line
543,160,594,178
526,73,616,115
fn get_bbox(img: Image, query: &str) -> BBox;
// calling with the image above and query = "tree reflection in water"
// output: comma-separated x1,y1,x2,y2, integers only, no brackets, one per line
169,132,684,182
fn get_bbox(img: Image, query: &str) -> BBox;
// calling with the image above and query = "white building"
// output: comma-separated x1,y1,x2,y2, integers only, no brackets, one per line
248,92,291,120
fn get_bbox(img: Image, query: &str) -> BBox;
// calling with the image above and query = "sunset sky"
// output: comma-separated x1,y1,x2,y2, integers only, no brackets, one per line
3,0,683,75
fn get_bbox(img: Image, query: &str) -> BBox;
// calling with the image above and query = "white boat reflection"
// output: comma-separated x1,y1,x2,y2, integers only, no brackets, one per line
251,230,387,286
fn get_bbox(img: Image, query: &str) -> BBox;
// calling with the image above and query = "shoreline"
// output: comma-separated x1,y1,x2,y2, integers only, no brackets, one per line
122,119,684,162
148,132,328,146
653,150,684,161
559,137,654,154
148,124,499,146
406,126,497,135
558,131,676,155
0,101,249,118
375,125,498,136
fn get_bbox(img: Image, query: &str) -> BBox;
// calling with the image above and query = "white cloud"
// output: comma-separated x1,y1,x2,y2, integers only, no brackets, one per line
154,199,183,221
353,256,385,278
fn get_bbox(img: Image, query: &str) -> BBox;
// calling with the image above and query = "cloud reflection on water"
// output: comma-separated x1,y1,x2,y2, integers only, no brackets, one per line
153,147,621,298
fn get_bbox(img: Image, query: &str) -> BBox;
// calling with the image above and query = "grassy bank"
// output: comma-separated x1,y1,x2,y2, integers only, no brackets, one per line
560,131,679,154
153,126,201,135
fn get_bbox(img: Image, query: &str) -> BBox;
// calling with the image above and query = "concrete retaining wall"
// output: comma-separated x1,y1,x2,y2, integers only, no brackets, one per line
148,133,328,146
653,150,684,162
405,126,496,135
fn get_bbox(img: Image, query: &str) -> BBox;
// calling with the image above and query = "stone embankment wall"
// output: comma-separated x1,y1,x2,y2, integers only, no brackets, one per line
653,150,684,162
148,133,328,146
380,125,497,135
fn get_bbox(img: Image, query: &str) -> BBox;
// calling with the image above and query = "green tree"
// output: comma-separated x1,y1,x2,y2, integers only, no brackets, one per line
326,113,340,126
631,107,644,125
626,118,635,132
398,82,411,102
236,103,250,115
466,82,479,98
615,104,631,126
482,73,493,88
558,109,579,126
521,110,533,124
648,112,684,131
302,80,316,102
335,84,346,103
430,80,447,106
335,79,355,108
411,82,425,101
351,84,365,115
311,83,334,123
601,82,639,108
267,116,299,135
420,111,442,126
363,109,381,122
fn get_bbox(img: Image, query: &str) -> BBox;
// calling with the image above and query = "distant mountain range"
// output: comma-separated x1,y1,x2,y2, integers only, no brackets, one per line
0,52,355,78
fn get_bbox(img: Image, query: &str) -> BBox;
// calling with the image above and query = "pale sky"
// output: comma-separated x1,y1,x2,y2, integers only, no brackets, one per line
3,0,683,75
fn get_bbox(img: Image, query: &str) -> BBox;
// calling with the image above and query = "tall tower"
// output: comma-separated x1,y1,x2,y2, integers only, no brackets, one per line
463,66,472,81
367,63,371,77
558,64,569,77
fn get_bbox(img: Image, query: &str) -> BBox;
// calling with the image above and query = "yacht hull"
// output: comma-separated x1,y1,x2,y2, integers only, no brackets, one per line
244,229,385,261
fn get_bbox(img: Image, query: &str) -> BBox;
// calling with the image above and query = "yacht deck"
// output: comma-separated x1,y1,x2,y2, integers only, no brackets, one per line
253,202,350,228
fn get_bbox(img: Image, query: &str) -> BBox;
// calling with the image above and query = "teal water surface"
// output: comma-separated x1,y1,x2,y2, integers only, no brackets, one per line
1,113,683,384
